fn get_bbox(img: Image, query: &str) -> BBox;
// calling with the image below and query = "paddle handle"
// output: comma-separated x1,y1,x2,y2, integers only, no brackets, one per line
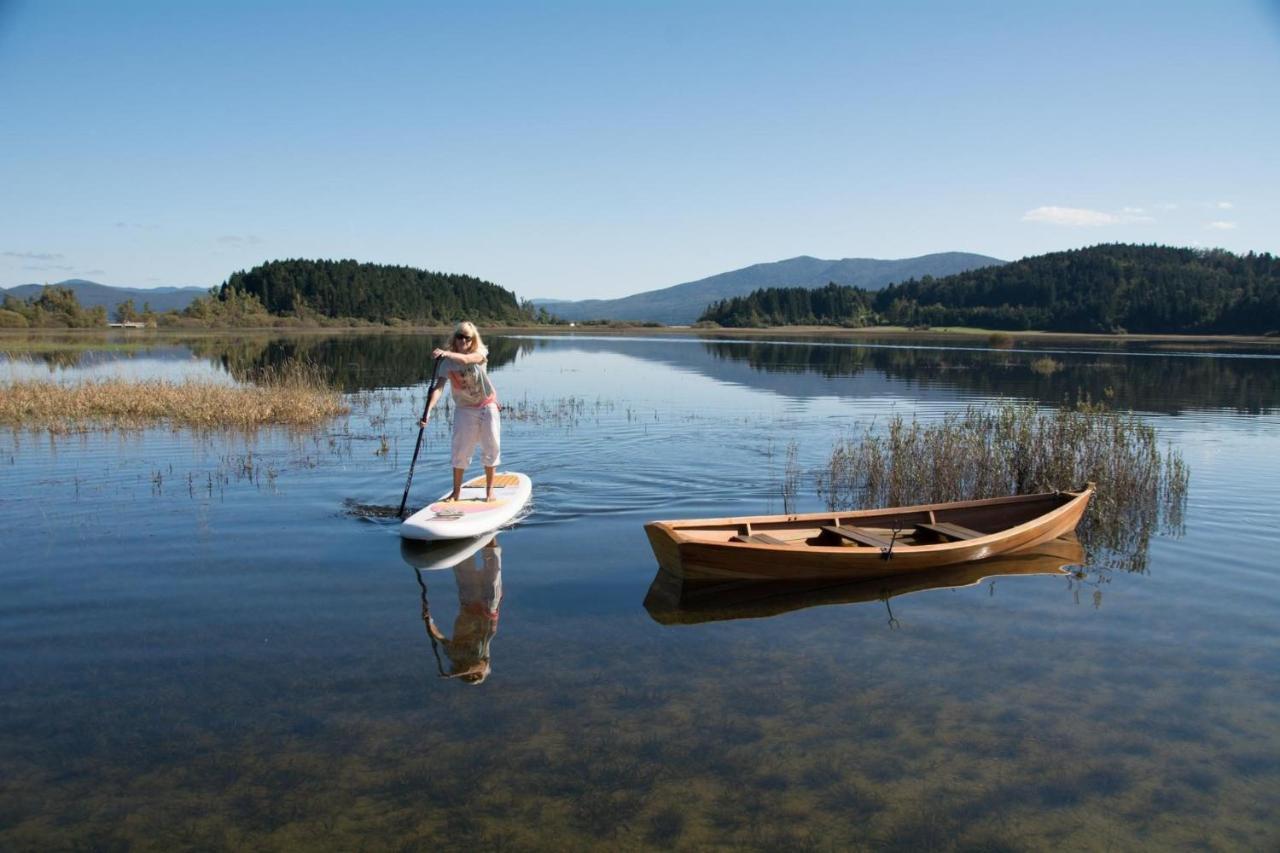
398,356,444,518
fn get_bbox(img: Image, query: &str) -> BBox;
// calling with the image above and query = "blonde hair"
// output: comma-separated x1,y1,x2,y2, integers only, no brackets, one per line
452,321,487,356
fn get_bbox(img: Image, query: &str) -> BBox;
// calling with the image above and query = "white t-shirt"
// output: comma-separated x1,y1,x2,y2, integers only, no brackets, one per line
441,357,497,407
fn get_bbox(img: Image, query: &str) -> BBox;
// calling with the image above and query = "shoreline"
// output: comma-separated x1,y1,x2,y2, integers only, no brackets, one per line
2,323,1278,348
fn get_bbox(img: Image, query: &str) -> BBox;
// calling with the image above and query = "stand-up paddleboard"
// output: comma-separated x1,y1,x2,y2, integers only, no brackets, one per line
400,472,531,541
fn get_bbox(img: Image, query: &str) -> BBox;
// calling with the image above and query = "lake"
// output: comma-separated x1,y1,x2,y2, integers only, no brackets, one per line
2,331,1278,850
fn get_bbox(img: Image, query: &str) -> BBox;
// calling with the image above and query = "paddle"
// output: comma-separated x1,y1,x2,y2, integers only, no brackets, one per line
398,355,445,518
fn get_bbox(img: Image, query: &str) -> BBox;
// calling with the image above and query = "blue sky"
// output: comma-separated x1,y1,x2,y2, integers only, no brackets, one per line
2,1,1278,300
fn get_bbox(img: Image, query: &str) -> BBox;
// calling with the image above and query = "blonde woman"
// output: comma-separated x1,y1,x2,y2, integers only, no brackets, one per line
421,321,502,501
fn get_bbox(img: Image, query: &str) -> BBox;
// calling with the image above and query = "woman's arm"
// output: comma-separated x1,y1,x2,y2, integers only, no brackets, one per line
432,347,487,365
419,380,447,426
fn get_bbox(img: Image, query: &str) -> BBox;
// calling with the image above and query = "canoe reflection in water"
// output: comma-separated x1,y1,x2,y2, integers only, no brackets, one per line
402,535,503,684
644,536,1085,627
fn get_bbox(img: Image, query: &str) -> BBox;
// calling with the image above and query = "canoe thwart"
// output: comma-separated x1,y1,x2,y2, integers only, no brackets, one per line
821,525,894,549
916,521,986,541
732,533,790,546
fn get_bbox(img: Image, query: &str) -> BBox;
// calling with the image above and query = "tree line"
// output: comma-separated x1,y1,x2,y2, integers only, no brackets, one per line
1,259,554,329
1,287,108,328
699,244,1280,334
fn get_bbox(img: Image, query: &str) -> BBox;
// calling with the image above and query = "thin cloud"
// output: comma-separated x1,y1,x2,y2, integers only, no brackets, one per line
4,250,65,261
1022,206,1153,226
1207,221,1238,230
217,234,263,246
1215,201,1234,210
23,264,75,272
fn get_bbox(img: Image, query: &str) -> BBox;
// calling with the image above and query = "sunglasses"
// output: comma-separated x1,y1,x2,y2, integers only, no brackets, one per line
454,333,473,341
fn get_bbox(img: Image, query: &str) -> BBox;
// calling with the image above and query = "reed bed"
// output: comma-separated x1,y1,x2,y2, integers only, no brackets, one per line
814,401,1189,571
0,362,348,432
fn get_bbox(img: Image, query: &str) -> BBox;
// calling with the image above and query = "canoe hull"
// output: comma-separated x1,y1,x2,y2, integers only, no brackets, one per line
645,487,1092,582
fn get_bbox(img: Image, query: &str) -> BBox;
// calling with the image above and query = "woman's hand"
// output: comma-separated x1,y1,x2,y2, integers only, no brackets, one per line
432,348,457,361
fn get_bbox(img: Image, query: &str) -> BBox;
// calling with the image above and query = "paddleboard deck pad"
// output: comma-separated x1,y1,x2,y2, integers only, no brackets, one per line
400,472,532,541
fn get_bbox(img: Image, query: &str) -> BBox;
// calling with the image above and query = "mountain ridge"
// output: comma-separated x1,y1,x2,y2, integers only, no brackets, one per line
1,279,207,315
533,252,1006,324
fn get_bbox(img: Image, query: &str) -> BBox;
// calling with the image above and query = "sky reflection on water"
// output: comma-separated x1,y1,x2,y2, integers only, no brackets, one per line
1,333,1278,850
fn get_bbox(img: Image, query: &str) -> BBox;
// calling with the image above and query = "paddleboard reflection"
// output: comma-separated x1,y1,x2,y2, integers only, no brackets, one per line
402,536,503,685
643,536,1086,628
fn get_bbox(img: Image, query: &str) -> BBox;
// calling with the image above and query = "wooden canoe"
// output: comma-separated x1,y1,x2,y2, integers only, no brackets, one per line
644,484,1093,582
644,536,1086,626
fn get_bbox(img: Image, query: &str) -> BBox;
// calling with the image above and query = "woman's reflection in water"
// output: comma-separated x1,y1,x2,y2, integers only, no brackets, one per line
416,536,502,685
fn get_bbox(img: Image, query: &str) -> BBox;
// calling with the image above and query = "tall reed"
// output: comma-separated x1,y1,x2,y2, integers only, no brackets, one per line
814,401,1189,571
781,440,800,514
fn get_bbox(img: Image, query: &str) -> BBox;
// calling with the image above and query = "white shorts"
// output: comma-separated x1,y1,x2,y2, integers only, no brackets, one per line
451,403,501,469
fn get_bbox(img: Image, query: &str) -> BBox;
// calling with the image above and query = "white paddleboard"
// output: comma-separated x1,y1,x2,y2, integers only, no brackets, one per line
400,472,532,541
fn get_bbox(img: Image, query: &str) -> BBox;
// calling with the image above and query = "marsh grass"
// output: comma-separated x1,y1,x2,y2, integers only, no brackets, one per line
781,439,800,514
500,394,612,427
0,361,348,432
987,332,1014,349
814,401,1189,571
1030,356,1062,375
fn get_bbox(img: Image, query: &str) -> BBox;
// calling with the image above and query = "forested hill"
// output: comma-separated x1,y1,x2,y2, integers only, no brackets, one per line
220,259,543,324
700,245,1280,334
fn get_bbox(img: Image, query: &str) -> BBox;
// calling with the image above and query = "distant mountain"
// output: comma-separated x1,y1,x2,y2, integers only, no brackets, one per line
2,279,207,315
534,252,1005,324
702,244,1280,334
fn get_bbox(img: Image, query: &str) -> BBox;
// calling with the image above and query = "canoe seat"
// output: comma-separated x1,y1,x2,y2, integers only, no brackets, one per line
731,533,791,546
917,521,986,541
821,525,894,549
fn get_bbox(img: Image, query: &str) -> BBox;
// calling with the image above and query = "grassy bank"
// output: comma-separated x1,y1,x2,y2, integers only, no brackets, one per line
0,364,348,431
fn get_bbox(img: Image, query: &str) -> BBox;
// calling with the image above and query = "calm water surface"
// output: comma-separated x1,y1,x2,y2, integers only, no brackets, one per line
2,333,1278,850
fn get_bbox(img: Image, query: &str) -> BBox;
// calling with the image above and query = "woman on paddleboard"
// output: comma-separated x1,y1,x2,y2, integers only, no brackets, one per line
421,321,501,501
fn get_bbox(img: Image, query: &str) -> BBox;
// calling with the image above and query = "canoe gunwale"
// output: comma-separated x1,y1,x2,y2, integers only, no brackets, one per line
653,487,1086,536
